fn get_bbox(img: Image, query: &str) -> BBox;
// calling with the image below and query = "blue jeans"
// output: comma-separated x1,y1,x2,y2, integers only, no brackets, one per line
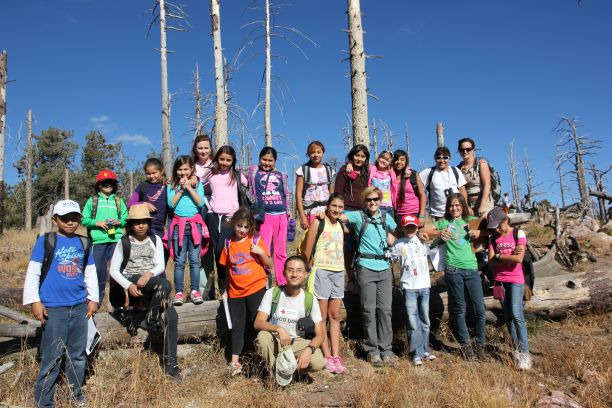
501,282,529,353
34,302,87,408
444,266,486,345
93,242,117,303
404,288,430,360
172,223,201,293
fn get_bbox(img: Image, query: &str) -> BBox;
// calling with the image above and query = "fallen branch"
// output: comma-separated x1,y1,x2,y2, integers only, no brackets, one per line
0,361,15,375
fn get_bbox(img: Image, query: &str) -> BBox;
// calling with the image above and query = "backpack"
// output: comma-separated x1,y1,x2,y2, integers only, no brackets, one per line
425,166,460,203
269,286,313,319
354,210,393,264
491,228,535,300
469,158,502,204
91,194,122,220
234,170,252,209
119,234,158,273
40,232,91,288
224,233,262,259
300,163,333,209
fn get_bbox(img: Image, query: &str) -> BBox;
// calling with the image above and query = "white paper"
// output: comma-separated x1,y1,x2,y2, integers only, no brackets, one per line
86,317,101,355
222,292,232,330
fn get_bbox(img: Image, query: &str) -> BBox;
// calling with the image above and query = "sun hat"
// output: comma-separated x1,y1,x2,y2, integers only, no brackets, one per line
127,204,152,220
96,169,118,183
400,214,418,228
275,346,297,387
53,200,81,216
486,207,507,229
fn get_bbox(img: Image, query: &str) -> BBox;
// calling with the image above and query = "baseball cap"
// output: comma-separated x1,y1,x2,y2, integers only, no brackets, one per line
96,169,118,183
400,214,418,227
275,346,297,387
53,200,81,216
486,207,507,229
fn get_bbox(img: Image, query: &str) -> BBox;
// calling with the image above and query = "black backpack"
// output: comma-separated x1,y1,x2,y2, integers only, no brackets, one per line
491,228,535,297
40,232,91,288
425,166,460,202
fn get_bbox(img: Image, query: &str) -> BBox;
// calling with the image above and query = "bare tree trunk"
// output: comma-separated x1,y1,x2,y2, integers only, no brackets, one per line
240,124,245,170
0,51,7,235
591,164,607,223
436,122,445,148
194,64,201,137
523,150,534,203
247,144,252,167
560,117,590,213
555,147,566,208
159,0,172,179
371,119,378,158
211,0,228,147
64,169,69,199
129,171,134,196
25,110,32,231
347,0,369,147
404,122,410,157
264,0,273,146
509,140,521,210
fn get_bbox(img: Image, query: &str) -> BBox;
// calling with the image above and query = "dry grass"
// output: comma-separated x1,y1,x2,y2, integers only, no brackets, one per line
0,229,39,288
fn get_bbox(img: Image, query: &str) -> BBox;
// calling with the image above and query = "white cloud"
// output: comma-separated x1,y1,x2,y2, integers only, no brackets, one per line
115,133,152,146
90,115,110,123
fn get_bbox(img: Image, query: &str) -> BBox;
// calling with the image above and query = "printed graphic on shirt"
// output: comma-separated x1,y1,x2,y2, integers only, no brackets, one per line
371,176,391,203
55,246,85,279
315,229,344,266
229,251,258,275
259,172,283,206
146,185,164,203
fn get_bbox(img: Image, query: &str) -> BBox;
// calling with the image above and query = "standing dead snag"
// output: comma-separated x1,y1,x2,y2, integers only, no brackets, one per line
347,0,370,147
404,123,410,157
25,110,32,231
0,51,6,234
589,164,610,223
211,0,228,147
436,122,445,148
555,146,567,208
264,0,272,146
509,140,521,210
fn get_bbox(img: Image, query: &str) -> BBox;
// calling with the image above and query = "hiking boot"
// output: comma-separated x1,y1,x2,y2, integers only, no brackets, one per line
413,357,423,367
173,292,185,306
368,354,383,367
139,319,162,333
516,352,532,370
333,356,347,374
191,290,204,305
461,344,477,361
423,352,437,361
325,356,338,373
164,365,183,383
473,342,487,360
382,354,399,366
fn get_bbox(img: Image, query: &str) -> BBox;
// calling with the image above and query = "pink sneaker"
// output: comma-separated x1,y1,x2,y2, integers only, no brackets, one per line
191,290,204,305
173,292,184,306
333,356,347,374
325,356,338,373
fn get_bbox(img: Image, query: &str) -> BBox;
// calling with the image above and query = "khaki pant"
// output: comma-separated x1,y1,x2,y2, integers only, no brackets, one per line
255,331,327,372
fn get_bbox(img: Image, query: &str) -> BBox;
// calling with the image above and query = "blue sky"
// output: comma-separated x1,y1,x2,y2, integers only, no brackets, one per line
1,0,610,205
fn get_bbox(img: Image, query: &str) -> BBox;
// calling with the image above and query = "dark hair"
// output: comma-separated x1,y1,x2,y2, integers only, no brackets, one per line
171,155,195,189
143,158,166,183
305,141,325,165
284,255,309,272
444,193,470,221
191,133,215,164
457,138,476,151
95,178,118,194
326,192,344,206
392,149,409,205
346,144,370,181
230,207,257,236
126,218,152,236
434,146,451,159
211,145,238,184
259,146,277,161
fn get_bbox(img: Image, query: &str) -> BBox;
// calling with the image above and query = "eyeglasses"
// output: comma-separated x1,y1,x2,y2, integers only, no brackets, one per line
459,147,473,153
365,197,380,203
435,156,450,161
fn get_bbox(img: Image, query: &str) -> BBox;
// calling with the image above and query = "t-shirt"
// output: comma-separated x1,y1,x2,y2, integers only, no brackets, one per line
346,210,397,271
420,167,467,217
257,287,322,338
489,228,527,284
208,171,248,216
167,182,205,217
394,173,420,216
29,235,95,307
434,217,477,270
295,165,333,215
312,218,344,271
392,236,430,290
369,165,394,207
218,235,269,298
128,182,167,235
254,169,287,214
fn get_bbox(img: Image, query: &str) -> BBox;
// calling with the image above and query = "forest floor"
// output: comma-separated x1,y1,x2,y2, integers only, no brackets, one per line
0,225,610,408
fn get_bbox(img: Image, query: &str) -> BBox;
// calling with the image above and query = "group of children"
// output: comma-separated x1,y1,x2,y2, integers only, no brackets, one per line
23,137,533,406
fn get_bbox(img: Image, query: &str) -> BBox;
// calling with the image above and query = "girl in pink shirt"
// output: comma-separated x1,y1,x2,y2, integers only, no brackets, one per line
368,151,396,217
392,150,427,226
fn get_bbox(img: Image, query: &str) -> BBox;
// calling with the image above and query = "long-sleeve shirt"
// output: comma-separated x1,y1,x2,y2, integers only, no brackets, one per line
334,165,369,211
81,193,129,244
108,236,165,289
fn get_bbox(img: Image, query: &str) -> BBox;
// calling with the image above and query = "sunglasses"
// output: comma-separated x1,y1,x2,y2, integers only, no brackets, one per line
435,156,450,161
365,197,380,203
99,180,116,186
459,147,474,153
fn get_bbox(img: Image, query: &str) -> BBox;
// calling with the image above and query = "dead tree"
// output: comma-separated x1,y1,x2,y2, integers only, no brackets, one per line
25,110,32,231
555,146,567,208
436,122,445,148
64,169,69,199
264,0,272,146
347,0,370,146
523,149,535,206
371,118,378,157
509,140,521,210
404,122,410,157
0,51,7,234
211,0,228,147
380,120,394,152
193,64,202,136
554,116,601,216
589,164,610,223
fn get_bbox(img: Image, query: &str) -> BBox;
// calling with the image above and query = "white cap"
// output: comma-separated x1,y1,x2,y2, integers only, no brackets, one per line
275,346,297,386
53,200,81,216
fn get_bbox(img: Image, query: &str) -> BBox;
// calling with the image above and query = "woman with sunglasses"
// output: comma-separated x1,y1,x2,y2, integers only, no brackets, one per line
419,147,468,220
457,138,493,217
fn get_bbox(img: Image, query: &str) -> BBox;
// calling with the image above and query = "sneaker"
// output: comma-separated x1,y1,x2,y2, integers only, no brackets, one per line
228,361,242,376
325,356,338,373
382,354,399,366
191,290,204,305
333,356,347,374
413,357,423,366
516,352,532,370
173,292,184,306
368,354,383,367
423,352,437,361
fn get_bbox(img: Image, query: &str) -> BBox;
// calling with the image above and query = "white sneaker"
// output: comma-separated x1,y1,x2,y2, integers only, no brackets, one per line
517,352,532,370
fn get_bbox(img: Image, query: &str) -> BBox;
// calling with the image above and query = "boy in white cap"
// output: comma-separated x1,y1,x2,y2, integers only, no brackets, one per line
23,199,98,407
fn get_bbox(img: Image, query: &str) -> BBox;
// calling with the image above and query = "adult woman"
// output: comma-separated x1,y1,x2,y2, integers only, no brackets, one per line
458,138,494,217
419,147,468,220
335,187,397,366
421,193,485,360
392,150,427,226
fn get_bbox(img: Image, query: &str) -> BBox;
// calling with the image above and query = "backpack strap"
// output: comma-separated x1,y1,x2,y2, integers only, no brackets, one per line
270,286,282,318
119,235,131,273
451,166,460,185
409,171,420,196
138,183,147,202
301,164,309,199
40,232,57,288
78,235,92,271
425,167,435,204
355,211,370,257
91,195,99,219
224,238,231,256
304,290,313,317
114,196,122,217
308,217,328,260
252,233,261,247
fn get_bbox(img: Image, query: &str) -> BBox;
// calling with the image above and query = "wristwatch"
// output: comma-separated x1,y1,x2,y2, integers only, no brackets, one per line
307,345,316,354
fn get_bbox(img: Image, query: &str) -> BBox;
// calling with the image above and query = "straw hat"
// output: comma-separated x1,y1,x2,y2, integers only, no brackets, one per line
127,204,152,220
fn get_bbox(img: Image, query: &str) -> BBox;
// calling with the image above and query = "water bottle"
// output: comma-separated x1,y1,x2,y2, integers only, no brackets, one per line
287,218,296,242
